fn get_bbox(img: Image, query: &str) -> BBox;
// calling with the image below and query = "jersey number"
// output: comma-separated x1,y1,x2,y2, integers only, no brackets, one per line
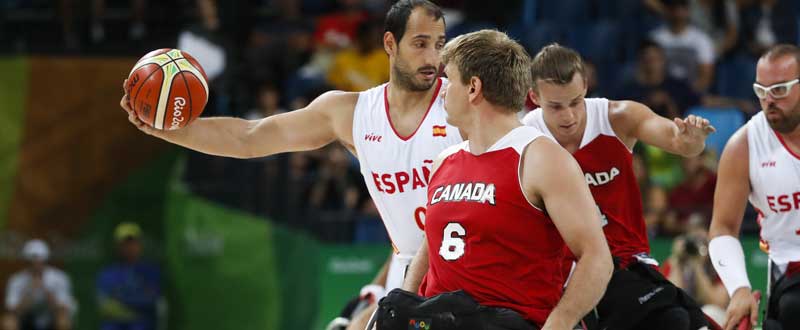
414,207,426,230
439,223,466,261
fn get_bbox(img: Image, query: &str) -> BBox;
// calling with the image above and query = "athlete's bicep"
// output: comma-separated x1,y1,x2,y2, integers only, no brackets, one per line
710,127,750,238
523,139,608,259
245,91,356,156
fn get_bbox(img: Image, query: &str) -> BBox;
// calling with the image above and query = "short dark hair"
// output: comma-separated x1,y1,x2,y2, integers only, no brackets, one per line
638,39,662,55
662,0,689,8
762,44,800,70
384,0,444,43
530,43,585,91
442,30,531,112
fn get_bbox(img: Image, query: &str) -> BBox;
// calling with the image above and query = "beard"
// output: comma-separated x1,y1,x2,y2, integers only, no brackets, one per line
392,56,438,92
766,103,800,134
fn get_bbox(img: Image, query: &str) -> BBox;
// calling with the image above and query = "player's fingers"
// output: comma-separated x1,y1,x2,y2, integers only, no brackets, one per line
705,124,717,134
120,95,132,113
750,300,759,326
695,116,705,129
674,117,687,133
122,79,127,92
724,309,741,330
120,95,127,111
687,115,697,126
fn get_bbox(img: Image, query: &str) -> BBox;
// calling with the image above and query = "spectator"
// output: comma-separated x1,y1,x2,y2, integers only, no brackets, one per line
312,0,368,50
179,0,227,83
307,145,361,242
660,229,729,325
96,222,162,330
650,0,716,92
240,83,289,220
614,40,700,118
90,0,148,43
3,240,75,330
666,151,717,233
244,83,286,120
736,0,798,58
326,19,389,92
689,0,739,57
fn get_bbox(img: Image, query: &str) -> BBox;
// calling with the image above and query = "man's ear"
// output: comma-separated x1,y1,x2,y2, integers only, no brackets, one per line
529,88,540,106
468,76,482,103
383,31,396,56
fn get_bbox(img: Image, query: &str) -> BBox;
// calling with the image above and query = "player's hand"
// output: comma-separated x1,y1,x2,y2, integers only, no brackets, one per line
675,114,716,141
723,287,759,330
121,79,156,136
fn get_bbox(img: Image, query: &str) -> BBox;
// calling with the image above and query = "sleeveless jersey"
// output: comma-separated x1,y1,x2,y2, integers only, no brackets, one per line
421,126,571,326
746,111,800,271
352,77,464,261
522,98,652,268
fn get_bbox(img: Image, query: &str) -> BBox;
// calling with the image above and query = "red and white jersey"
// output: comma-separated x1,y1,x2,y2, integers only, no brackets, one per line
746,111,800,271
421,126,572,326
522,98,652,268
352,77,463,260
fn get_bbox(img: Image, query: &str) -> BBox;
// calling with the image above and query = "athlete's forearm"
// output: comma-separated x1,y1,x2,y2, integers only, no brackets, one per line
544,253,612,329
152,117,262,158
402,241,429,292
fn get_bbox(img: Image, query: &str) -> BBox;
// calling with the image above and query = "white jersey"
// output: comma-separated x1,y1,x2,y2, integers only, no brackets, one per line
353,78,463,288
746,111,800,271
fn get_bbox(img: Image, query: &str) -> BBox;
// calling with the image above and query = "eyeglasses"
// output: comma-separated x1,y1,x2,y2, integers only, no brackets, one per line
753,79,799,99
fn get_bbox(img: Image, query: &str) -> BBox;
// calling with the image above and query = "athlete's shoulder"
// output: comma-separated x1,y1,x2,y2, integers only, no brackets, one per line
313,90,360,112
721,124,749,161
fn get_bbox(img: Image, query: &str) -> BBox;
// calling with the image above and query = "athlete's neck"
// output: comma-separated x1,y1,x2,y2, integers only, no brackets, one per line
386,79,438,115
464,107,521,155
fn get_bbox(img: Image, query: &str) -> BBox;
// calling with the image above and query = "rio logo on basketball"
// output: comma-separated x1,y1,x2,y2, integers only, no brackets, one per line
408,318,431,330
171,97,186,129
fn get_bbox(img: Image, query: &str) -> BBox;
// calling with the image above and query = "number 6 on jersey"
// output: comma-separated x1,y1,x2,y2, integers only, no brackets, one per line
439,222,466,261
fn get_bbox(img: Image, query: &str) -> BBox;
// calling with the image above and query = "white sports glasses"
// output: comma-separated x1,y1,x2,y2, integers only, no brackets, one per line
753,79,799,99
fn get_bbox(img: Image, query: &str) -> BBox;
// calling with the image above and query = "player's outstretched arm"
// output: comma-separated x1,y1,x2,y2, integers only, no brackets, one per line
121,80,357,159
610,100,715,157
707,127,759,330
523,138,613,330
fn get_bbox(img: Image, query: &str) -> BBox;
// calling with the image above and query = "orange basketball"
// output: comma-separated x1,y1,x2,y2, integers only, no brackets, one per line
126,48,208,130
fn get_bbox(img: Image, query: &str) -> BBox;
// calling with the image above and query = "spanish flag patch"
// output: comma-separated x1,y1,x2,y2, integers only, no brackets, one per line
432,125,447,137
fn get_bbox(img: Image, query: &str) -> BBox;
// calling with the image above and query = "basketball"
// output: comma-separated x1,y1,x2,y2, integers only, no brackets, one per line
126,48,208,130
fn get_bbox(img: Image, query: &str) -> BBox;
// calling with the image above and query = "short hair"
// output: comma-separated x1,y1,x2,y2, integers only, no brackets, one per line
638,39,663,55
662,0,689,8
384,0,444,43
530,43,586,91
441,30,531,112
761,44,800,71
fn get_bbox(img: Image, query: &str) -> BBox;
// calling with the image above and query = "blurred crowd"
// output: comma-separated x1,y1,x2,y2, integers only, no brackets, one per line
2,0,799,325
3,0,795,240
4,224,161,330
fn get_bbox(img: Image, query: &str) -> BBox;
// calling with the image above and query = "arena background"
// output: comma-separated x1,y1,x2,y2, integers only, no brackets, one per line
0,0,795,329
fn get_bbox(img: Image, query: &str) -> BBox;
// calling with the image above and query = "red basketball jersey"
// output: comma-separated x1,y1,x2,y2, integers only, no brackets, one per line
522,98,652,268
420,126,572,326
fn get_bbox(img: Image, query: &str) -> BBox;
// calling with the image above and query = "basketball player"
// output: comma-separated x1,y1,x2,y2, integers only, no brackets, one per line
394,30,613,330
522,44,716,330
120,1,462,329
709,44,800,330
